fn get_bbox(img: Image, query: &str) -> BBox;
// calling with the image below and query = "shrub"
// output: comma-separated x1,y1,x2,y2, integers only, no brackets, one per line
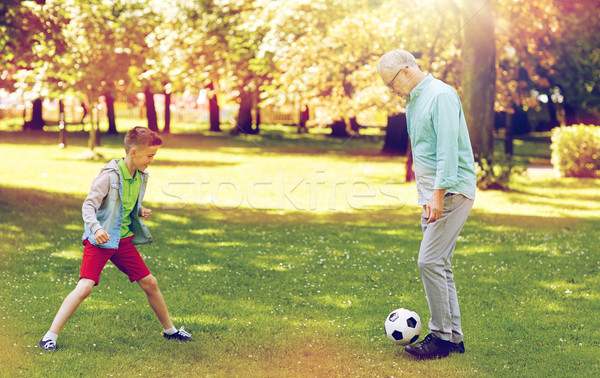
475,156,523,190
551,124,600,178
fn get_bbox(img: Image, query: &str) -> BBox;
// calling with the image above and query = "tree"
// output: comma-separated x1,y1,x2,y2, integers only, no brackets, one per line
264,0,461,140
550,0,600,124
494,0,600,129
178,0,269,135
219,0,269,135
58,0,152,134
1,0,69,130
262,0,377,131
132,1,191,134
178,0,229,133
206,82,221,132
460,0,496,163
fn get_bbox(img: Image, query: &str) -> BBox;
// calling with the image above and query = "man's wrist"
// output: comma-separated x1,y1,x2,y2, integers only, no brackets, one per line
433,189,446,198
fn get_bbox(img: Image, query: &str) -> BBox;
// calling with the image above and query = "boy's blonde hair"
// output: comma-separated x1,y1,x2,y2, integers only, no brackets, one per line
124,126,163,154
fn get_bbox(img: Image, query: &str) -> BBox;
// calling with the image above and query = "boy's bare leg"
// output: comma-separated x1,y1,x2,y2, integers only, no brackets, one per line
137,274,174,330
49,278,96,334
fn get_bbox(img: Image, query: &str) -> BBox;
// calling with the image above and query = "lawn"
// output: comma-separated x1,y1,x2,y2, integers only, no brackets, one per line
0,128,599,377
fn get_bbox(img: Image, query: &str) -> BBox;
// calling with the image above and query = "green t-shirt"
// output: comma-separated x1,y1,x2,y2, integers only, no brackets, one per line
117,159,142,238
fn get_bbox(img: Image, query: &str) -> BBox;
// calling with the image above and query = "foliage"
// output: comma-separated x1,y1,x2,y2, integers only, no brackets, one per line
475,156,524,191
0,0,68,68
0,0,69,98
60,0,158,102
178,0,270,104
264,0,461,125
550,0,600,121
494,0,600,121
550,124,600,178
2,0,599,132
493,0,559,112
132,2,183,95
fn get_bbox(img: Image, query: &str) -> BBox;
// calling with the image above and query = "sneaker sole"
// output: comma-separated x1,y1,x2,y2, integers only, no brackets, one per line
405,348,450,360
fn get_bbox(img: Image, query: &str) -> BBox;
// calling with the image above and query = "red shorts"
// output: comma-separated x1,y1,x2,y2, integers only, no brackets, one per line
80,235,151,285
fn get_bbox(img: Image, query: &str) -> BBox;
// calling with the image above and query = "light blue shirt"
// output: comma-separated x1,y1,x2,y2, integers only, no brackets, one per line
405,74,477,205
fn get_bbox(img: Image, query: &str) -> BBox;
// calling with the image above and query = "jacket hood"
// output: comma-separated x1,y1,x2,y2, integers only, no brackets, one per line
100,159,149,177
101,159,120,174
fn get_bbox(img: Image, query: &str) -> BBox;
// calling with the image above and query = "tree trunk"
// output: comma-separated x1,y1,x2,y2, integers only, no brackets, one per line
163,91,171,134
298,103,309,134
382,113,409,155
22,97,27,123
512,106,530,135
207,82,221,132
405,141,414,182
254,102,261,132
349,117,361,133
105,92,117,135
504,111,513,157
546,92,559,129
80,100,88,125
58,99,67,148
145,86,159,132
460,0,496,163
89,102,101,149
329,119,350,138
235,90,258,135
563,102,577,126
25,98,45,130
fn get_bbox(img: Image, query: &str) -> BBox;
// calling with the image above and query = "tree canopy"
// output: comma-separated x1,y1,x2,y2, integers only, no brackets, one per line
1,0,598,132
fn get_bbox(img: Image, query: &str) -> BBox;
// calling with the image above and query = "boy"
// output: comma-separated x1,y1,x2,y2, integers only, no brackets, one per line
39,126,194,351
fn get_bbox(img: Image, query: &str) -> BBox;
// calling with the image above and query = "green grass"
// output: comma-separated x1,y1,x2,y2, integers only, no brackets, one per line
1,129,599,376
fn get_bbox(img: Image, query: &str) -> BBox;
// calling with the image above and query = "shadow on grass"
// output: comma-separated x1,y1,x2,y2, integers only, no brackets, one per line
1,184,598,250
2,184,600,376
152,159,241,168
50,156,242,168
0,130,388,158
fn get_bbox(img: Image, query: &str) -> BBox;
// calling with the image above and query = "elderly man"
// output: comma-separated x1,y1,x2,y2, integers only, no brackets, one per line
378,49,477,359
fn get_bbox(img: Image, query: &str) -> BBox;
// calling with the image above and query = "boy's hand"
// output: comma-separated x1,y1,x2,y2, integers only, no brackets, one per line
140,208,152,220
94,228,111,244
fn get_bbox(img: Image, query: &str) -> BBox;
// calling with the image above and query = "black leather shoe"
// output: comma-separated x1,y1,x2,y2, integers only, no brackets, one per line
405,333,451,359
450,340,465,354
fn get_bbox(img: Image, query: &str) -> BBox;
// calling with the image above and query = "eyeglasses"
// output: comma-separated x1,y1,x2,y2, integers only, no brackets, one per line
386,66,408,91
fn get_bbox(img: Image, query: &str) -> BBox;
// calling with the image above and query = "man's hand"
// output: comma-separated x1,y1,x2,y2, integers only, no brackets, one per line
139,207,152,220
94,228,111,244
425,189,446,224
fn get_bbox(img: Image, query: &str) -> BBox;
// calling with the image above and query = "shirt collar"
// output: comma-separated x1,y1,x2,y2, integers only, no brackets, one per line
117,158,135,181
409,74,434,101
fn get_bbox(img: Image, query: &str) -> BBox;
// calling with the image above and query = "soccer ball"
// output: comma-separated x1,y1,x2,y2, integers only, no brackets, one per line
384,308,422,345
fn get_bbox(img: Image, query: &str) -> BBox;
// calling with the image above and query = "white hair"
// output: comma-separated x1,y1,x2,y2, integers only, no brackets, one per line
377,49,419,76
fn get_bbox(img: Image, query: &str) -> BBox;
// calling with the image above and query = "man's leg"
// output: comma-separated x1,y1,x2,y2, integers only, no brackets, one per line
445,261,463,343
418,195,473,341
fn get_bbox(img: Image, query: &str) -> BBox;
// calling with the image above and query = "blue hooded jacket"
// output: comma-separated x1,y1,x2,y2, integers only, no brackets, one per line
81,159,153,249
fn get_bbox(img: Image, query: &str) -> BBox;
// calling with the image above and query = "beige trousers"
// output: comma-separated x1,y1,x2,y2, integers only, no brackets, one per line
418,193,473,343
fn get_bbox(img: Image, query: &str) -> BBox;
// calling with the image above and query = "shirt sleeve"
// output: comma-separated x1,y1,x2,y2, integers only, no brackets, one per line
433,92,460,190
82,171,110,234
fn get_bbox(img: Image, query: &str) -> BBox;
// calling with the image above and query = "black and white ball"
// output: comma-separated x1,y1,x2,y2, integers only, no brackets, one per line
384,308,422,345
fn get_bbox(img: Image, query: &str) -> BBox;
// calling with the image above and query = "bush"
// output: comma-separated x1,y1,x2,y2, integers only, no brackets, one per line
551,124,600,178
475,157,523,190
